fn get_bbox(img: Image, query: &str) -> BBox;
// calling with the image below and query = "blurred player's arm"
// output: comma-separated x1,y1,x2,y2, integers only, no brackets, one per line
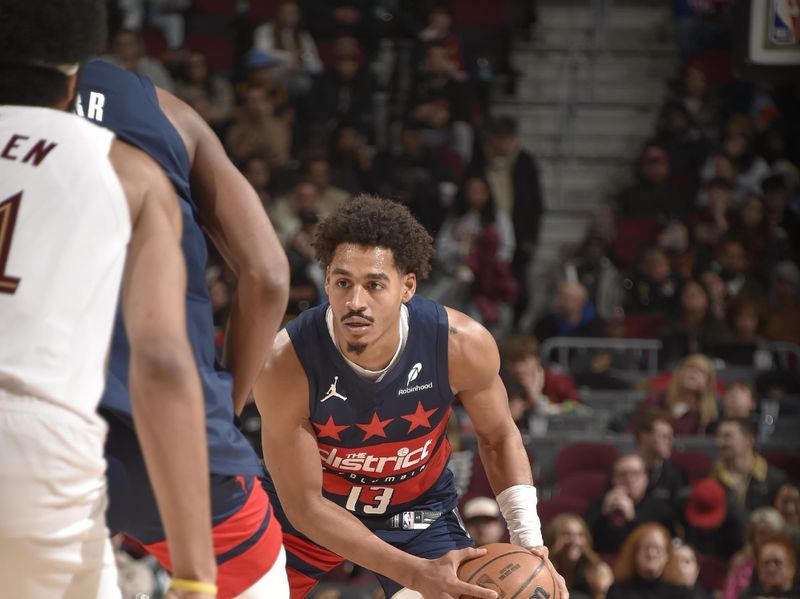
157,88,289,415
111,140,216,592
254,331,497,599
448,308,568,597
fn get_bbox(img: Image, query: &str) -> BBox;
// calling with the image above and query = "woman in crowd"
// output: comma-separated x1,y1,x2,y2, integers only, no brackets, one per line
607,522,692,599
545,513,614,599
724,507,786,599
740,536,798,598
660,279,731,368
637,354,720,435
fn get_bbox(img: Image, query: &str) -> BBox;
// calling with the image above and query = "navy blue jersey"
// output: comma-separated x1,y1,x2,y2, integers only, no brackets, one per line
284,295,459,522
77,59,260,476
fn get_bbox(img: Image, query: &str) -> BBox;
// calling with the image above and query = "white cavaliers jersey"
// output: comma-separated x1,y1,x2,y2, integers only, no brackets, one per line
0,105,130,424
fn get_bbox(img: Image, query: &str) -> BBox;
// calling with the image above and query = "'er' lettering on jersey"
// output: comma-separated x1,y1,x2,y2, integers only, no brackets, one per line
74,91,106,122
286,295,459,519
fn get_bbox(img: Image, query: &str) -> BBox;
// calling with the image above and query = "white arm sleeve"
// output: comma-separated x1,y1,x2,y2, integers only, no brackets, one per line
496,484,543,548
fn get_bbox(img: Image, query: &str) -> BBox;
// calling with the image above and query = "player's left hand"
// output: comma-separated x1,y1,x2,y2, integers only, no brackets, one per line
526,546,569,599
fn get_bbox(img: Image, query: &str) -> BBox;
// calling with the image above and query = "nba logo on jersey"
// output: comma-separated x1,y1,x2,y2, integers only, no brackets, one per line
770,0,800,45
402,512,415,530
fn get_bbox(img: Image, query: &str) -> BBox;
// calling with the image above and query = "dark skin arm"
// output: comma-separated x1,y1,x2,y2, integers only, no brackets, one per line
156,88,289,415
254,330,498,599
446,307,569,598
111,140,215,598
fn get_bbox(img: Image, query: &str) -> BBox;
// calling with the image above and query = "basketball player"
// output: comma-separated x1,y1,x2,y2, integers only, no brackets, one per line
255,195,568,599
0,1,216,598
76,57,290,598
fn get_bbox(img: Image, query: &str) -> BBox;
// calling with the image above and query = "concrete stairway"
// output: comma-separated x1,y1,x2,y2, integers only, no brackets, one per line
494,0,679,325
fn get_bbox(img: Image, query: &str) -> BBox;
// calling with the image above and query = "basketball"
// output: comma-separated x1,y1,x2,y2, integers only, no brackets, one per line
457,543,558,599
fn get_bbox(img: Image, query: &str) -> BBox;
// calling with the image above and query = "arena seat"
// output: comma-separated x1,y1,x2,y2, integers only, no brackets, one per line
697,553,729,593
557,471,608,505
761,450,800,480
669,450,712,483
537,495,590,532
553,442,619,481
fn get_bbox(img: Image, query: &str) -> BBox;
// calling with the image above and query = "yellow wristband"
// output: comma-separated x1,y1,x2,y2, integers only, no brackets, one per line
169,578,218,595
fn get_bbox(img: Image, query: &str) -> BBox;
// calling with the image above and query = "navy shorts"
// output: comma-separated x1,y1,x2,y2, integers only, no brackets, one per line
265,482,473,598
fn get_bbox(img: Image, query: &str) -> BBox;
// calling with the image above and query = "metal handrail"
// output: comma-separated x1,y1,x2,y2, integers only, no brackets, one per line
540,336,662,374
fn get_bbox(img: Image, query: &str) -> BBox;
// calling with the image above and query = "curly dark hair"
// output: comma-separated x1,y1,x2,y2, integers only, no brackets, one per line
0,0,107,106
314,194,433,279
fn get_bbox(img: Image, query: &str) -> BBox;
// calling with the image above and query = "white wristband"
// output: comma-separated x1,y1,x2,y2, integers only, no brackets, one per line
496,484,543,548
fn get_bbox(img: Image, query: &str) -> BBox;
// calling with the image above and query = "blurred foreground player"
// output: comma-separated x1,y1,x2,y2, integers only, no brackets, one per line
255,195,568,599
0,1,216,597
77,58,290,598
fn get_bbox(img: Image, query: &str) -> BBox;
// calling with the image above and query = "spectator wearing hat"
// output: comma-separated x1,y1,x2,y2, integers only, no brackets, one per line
724,507,786,599
586,454,678,554
712,418,788,512
617,144,692,220
679,478,746,559
462,497,506,546
634,411,688,506
236,49,290,107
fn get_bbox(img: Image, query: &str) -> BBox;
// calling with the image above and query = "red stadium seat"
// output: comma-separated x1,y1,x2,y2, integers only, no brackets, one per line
192,0,238,17
761,450,800,480
624,314,668,339
553,442,619,481
697,553,729,593
557,471,608,506
184,35,237,71
537,496,590,532
613,218,661,272
670,450,712,483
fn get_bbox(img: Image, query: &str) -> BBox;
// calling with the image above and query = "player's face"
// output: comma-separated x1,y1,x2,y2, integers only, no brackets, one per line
325,243,415,358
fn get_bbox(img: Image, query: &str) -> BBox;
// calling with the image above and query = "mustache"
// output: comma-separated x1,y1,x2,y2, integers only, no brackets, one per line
341,311,374,323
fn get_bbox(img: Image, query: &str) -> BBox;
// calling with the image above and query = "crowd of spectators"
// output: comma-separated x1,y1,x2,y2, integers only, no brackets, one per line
104,1,799,598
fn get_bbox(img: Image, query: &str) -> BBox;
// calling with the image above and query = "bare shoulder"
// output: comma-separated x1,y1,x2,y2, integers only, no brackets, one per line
445,307,501,394
109,138,173,218
154,86,206,161
261,329,308,393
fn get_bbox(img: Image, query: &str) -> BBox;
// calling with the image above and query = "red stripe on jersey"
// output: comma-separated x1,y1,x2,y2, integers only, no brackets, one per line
283,532,343,572
143,477,283,599
287,566,321,599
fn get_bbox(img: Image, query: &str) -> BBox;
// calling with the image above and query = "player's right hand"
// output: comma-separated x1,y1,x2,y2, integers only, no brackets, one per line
410,547,498,599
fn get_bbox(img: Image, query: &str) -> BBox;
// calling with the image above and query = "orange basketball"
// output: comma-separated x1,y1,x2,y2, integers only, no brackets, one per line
457,543,558,599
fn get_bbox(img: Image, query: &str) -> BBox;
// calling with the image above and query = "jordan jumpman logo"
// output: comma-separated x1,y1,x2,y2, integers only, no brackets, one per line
321,376,347,402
